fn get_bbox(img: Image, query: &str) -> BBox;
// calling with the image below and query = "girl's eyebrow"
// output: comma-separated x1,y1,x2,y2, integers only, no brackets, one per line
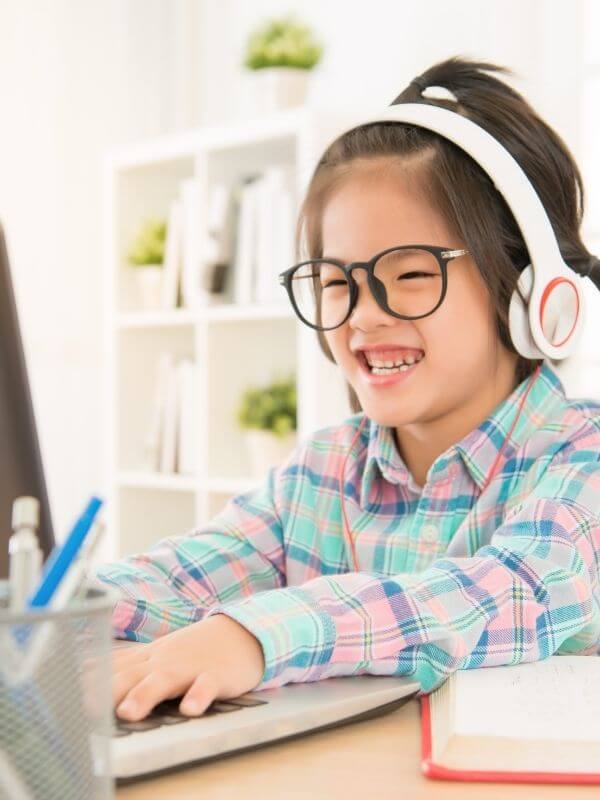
321,246,417,262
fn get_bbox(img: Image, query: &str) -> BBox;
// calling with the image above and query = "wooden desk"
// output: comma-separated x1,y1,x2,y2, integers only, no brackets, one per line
116,697,598,799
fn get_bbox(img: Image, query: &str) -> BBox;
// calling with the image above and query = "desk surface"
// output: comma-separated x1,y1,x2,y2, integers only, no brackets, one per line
116,697,600,799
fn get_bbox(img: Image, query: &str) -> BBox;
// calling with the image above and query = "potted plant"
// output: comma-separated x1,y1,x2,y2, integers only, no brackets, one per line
236,374,297,477
241,15,323,115
126,217,167,310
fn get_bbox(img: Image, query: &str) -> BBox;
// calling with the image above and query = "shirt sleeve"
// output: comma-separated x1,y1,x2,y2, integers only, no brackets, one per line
93,463,287,641
207,441,600,694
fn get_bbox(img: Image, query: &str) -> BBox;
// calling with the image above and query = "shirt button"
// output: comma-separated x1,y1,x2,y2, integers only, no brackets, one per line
421,524,439,543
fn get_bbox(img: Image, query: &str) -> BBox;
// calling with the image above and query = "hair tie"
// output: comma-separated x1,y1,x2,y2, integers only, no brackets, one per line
409,78,459,104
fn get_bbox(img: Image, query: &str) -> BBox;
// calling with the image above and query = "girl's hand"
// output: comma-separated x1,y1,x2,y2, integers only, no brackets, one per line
112,614,265,721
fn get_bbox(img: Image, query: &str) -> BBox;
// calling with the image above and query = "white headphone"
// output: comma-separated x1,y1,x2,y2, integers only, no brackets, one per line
326,102,586,362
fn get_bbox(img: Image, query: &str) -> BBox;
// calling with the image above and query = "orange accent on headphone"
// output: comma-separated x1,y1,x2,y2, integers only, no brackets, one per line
338,362,544,572
539,278,580,348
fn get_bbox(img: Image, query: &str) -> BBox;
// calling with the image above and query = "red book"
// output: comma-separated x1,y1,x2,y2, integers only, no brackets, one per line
419,656,600,785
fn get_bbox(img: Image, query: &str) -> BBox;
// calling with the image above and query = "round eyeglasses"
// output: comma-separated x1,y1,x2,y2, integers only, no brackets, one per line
278,245,470,331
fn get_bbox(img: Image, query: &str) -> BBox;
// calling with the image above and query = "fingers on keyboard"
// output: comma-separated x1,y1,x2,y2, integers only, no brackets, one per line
112,694,268,735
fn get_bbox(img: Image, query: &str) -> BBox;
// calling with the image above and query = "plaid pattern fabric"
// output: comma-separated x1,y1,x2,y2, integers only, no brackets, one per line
94,361,600,693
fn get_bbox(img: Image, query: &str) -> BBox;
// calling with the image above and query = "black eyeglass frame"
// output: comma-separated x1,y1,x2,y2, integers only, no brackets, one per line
278,244,470,331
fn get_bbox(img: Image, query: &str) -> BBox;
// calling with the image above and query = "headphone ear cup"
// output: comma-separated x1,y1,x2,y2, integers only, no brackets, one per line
508,264,546,359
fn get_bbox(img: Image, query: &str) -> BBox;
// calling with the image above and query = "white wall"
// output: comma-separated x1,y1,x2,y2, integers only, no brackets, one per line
199,1,583,145
0,0,590,540
0,0,184,539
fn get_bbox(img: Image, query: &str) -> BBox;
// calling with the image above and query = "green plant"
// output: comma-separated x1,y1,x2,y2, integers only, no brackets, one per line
243,15,323,70
236,375,297,437
127,218,167,267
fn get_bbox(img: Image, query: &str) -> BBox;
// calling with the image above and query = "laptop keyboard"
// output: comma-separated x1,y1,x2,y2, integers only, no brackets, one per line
112,695,269,737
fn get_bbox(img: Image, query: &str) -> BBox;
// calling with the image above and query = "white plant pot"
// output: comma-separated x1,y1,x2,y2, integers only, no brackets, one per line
243,67,310,115
134,265,163,310
244,429,297,479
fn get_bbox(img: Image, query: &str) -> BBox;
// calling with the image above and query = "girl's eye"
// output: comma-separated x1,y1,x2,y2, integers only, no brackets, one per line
322,280,347,288
399,272,435,279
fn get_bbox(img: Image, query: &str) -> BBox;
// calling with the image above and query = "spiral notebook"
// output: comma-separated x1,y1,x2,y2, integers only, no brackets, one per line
420,655,600,785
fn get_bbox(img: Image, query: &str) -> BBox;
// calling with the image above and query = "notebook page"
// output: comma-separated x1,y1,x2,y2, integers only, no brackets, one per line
453,656,600,741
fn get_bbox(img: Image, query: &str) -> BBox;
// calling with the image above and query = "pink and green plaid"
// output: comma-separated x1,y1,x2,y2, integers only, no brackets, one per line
94,361,600,693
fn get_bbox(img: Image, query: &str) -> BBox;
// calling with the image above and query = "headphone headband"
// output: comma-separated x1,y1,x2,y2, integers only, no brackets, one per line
327,103,585,360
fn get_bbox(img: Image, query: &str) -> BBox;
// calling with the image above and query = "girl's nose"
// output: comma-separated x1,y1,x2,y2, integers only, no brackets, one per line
348,272,395,329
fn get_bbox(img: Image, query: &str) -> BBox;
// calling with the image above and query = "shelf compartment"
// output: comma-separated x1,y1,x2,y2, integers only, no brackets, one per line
205,316,297,481
116,486,196,556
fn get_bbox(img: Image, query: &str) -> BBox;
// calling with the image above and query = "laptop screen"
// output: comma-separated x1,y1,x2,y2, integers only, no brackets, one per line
0,222,55,577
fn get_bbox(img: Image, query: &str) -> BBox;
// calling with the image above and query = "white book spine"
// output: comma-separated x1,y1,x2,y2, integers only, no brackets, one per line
177,358,196,475
180,178,208,310
233,179,258,306
275,167,295,304
159,356,179,474
143,353,172,472
255,173,272,305
203,182,232,301
161,199,183,309
254,166,295,305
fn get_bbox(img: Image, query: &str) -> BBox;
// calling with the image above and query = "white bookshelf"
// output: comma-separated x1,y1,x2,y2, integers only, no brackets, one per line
103,105,363,558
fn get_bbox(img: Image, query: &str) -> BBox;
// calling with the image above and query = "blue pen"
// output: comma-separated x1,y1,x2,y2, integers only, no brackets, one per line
28,496,103,608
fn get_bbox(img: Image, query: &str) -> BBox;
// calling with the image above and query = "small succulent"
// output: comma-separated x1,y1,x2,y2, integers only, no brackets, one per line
236,375,297,437
127,218,167,267
243,15,323,71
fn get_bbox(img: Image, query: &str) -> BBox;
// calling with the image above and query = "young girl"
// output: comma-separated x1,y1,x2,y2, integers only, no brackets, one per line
97,56,600,723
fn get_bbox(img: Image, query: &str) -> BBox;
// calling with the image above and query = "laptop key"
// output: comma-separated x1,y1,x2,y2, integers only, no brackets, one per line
209,702,243,714
116,718,163,733
153,714,190,725
220,695,268,708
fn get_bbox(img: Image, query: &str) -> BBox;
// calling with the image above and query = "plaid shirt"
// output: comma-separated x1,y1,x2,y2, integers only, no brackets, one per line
94,361,600,694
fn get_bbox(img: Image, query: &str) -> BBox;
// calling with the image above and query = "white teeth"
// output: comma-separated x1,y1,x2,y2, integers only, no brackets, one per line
370,360,421,375
365,354,422,369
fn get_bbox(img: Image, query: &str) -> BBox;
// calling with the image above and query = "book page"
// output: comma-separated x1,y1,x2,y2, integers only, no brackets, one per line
453,656,600,742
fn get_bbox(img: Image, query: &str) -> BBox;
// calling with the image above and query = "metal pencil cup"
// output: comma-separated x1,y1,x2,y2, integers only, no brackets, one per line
0,580,118,800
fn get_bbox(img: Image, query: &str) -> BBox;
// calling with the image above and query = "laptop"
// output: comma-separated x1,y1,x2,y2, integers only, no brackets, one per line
0,220,420,783
111,637,419,783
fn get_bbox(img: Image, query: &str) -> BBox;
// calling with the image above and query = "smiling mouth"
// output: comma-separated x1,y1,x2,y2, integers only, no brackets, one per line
357,351,425,374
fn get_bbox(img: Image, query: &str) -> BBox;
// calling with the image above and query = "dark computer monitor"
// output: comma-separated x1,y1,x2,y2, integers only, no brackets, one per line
0,221,55,577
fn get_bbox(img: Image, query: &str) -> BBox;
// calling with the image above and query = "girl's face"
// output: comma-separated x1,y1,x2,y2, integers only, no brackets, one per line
321,162,519,445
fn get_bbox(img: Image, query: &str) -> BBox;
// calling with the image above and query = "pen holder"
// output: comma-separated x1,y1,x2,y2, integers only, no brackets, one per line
0,580,118,800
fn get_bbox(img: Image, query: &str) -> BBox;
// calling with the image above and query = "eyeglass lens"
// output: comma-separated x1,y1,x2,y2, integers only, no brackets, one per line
289,248,443,329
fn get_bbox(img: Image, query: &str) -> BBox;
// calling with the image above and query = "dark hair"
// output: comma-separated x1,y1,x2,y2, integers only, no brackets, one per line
294,55,600,414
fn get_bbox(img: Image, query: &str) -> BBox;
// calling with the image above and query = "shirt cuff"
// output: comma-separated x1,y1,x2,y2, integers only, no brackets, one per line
205,585,336,688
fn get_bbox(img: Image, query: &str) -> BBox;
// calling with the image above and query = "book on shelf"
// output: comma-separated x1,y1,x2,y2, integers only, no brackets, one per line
138,164,294,314
232,166,296,307
201,181,236,304
143,354,197,476
232,175,261,306
161,199,183,310
177,358,196,475
254,165,295,306
158,358,179,474
143,353,174,472
180,177,218,310
421,654,600,785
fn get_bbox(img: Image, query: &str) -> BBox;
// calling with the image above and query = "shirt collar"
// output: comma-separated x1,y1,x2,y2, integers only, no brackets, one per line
360,360,566,506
